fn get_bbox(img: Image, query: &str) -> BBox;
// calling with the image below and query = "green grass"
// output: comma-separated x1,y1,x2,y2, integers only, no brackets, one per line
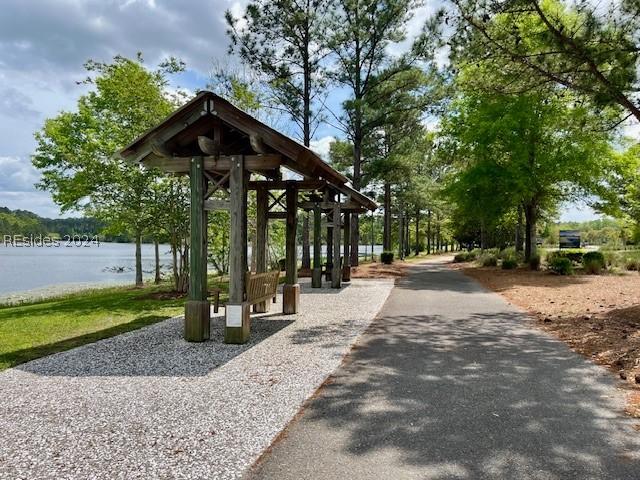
0,282,190,371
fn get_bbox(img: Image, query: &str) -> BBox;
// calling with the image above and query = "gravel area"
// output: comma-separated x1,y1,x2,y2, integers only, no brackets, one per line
0,278,393,480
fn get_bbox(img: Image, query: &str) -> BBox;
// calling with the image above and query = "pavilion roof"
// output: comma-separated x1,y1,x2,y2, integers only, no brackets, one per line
119,91,376,211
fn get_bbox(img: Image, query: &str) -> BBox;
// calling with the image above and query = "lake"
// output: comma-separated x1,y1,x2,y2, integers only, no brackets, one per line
0,242,385,296
0,242,173,296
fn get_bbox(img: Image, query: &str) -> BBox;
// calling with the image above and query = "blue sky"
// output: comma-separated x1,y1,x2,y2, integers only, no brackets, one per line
0,0,612,221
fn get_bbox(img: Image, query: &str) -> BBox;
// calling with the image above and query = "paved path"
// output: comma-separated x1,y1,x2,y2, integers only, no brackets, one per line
248,259,640,480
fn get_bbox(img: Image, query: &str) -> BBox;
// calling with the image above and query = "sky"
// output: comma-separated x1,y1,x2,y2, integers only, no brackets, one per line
0,0,619,221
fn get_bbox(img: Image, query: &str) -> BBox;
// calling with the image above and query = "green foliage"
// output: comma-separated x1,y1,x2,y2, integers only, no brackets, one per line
381,251,395,264
547,249,585,264
502,258,518,270
32,55,185,286
582,251,605,274
479,254,498,267
549,257,574,275
625,259,640,271
435,0,640,123
454,252,471,262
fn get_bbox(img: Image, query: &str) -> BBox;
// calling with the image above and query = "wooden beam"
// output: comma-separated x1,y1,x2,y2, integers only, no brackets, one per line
254,185,270,313
248,180,326,191
285,184,298,285
144,154,282,173
226,155,250,344
325,192,334,282
197,135,220,156
298,200,365,211
342,212,351,283
229,155,248,304
267,211,288,220
204,199,230,211
184,156,210,342
331,202,341,289
250,134,269,154
312,202,322,288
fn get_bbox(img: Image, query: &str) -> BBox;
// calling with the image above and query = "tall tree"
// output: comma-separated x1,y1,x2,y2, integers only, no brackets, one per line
441,88,612,259
33,55,183,286
226,0,331,269
327,0,420,265
430,0,640,125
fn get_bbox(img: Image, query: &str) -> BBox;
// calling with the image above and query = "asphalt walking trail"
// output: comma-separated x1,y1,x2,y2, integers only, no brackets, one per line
247,258,640,480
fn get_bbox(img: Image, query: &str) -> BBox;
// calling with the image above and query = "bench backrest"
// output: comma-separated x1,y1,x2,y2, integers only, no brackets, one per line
245,270,280,305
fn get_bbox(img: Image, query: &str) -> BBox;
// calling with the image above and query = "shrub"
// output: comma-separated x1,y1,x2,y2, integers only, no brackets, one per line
529,254,541,271
499,247,516,260
480,254,498,267
502,258,518,270
549,256,573,275
604,251,621,268
469,248,482,260
582,251,605,275
625,259,640,271
453,252,469,263
380,251,394,264
547,249,585,265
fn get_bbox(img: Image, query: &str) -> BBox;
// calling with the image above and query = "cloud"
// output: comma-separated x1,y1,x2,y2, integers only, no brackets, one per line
310,136,336,161
0,0,250,217
0,87,40,120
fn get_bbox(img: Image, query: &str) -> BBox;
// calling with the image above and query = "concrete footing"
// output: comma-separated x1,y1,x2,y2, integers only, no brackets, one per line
184,300,211,342
225,302,250,344
283,283,300,314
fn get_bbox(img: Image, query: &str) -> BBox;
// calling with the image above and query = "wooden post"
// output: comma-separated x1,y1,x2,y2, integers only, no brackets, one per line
185,156,210,342
325,192,334,281
225,155,250,344
342,211,351,282
312,202,322,288
283,184,300,313
331,203,341,289
254,185,269,312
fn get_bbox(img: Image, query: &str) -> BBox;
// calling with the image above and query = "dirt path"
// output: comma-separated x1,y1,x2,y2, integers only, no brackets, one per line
247,258,640,480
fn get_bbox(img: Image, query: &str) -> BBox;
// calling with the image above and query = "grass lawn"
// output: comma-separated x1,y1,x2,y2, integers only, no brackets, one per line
0,277,229,372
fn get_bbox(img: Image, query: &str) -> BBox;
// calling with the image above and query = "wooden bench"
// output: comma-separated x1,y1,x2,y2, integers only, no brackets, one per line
246,270,280,306
208,271,279,315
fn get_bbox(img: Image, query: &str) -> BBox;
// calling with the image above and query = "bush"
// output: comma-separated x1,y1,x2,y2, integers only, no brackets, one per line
453,252,469,263
549,256,573,275
499,247,516,260
625,259,640,271
502,258,518,270
582,251,605,275
480,254,498,267
468,248,482,261
380,251,394,264
529,254,541,271
548,249,584,264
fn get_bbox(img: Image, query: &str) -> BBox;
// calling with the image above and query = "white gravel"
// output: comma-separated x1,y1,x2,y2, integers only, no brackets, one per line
0,278,393,480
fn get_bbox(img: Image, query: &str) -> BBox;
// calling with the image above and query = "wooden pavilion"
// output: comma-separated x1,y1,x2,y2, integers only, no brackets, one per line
119,91,377,344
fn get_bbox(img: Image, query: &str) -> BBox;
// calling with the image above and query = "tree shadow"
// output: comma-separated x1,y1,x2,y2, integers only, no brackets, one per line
272,308,640,478
16,315,294,377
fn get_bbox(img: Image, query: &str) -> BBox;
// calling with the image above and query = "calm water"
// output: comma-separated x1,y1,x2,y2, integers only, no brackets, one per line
0,242,385,296
0,242,173,295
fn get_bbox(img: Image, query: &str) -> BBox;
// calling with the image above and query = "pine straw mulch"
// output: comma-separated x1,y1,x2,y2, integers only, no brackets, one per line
459,263,640,418
351,261,411,279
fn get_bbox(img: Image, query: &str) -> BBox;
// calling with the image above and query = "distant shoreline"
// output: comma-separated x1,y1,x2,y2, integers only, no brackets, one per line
0,280,132,306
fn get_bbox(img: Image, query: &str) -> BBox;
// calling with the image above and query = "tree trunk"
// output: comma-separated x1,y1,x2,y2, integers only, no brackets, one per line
302,212,311,269
154,238,161,284
405,216,410,257
427,210,431,254
398,211,404,260
135,233,143,287
515,204,524,252
383,182,392,251
524,201,538,262
171,241,179,290
415,209,420,256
